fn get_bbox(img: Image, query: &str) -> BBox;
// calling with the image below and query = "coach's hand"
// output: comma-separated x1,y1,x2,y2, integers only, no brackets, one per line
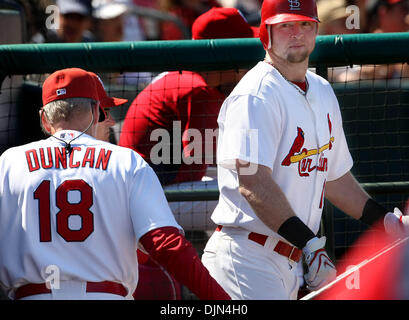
303,236,336,291
384,208,409,238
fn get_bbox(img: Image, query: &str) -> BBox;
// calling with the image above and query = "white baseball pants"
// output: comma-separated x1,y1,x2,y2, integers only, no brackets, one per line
202,226,301,300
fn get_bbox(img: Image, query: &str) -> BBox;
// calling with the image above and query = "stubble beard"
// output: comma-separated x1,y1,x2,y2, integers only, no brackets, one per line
286,48,310,64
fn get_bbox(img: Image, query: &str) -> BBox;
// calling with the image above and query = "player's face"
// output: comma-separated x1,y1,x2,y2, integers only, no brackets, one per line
270,21,318,64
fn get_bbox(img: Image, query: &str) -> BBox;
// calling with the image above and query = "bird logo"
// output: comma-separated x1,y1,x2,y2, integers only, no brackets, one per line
328,113,333,150
281,127,305,166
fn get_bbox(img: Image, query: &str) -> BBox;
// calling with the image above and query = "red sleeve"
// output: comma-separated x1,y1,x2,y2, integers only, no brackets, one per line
118,92,174,161
183,86,223,159
139,227,231,300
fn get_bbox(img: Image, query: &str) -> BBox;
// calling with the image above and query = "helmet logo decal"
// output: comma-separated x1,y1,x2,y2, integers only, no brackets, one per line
288,0,301,10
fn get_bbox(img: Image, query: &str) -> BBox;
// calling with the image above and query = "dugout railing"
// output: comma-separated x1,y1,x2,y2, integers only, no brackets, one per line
0,33,408,266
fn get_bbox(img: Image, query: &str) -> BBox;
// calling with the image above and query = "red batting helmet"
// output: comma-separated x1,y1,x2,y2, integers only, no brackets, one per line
259,0,320,49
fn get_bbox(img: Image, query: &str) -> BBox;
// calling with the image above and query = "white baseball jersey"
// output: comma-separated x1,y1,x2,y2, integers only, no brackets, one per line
212,61,353,238
0,130,182,299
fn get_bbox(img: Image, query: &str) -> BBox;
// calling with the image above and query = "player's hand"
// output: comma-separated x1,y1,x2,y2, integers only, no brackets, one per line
384,208,409,238
302,236,336,291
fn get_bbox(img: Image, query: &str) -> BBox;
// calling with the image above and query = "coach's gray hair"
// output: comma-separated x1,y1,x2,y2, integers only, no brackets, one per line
40,97,97,134
42,97,97,123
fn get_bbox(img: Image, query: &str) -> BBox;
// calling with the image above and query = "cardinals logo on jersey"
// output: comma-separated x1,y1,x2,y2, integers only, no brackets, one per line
281,127,304,166
281,114,334,177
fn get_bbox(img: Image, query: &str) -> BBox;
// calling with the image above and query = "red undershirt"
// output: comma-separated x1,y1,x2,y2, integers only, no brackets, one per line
291,80,307,92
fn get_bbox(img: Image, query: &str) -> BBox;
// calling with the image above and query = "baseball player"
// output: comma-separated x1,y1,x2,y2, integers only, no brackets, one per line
0,68,230,300
201,0,409,300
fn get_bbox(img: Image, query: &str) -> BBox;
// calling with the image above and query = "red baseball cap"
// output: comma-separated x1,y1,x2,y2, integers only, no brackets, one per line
88,72,128,109
192,7,259,40
42,68,99,106
261,0,320,26
88,72,128,122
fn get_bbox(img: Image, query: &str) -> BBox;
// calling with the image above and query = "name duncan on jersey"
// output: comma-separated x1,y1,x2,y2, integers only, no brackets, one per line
25,147,112,172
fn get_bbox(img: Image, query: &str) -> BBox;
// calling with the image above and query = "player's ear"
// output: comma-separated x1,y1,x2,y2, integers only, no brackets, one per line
39,108,52,135
267,24,273,49
91,101,100,125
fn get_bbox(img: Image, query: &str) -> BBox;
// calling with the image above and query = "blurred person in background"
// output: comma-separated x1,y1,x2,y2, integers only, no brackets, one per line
217,0,262,25
32,0,95,43
92,0,146,42
316,202,409,300
91,0,151,105
92,0,152,87
336,0,409,81
317,0,360,35
157,0,221,40
93,0,129,42
317,0,362,83
366,0,409,33
88,71,180,299
366,0,409,77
